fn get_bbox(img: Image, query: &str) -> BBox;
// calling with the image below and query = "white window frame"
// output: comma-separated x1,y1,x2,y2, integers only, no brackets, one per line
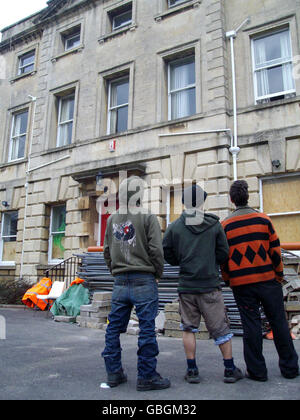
168,0,189,7
18,50,35,75
64,30,81,51
168,55,196,121
112,7,132,30
56,94,75,147
251,28,296,103
0,211,18,265
107,76,129,135
48,205,66,264
8,110,28,162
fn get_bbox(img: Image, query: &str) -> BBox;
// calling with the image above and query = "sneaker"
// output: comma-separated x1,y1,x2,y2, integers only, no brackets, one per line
245,370,268,382
185,368,201,384
107,369,127,388
136,372,171,391
224,367,244,383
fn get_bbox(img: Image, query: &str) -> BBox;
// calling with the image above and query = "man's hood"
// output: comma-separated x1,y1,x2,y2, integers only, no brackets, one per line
180,211,220,234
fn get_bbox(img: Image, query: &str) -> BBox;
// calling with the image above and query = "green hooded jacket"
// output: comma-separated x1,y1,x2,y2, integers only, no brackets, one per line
103,176,164,278
162,211,229,293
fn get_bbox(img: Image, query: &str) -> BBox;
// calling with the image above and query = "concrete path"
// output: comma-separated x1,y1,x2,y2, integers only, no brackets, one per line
0,308,299,401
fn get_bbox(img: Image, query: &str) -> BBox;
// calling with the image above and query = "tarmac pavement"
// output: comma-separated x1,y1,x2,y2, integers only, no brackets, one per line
0,307,299,401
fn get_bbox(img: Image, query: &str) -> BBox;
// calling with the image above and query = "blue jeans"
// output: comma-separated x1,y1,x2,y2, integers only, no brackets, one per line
101,272,159,379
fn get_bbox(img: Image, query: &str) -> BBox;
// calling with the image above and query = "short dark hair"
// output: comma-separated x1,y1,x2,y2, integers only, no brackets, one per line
229,180,249,206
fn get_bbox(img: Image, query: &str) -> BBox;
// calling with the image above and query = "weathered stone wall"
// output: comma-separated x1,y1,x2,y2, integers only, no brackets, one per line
0,0,299,283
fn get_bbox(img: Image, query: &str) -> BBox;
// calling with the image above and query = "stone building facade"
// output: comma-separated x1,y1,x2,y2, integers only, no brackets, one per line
0,0,299,283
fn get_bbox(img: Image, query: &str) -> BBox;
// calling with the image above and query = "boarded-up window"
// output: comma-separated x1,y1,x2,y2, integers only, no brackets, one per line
262,176,300,243
0,211,18,262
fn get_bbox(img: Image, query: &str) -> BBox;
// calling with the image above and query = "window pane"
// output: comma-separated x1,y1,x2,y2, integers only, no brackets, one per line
253,30,294,98
10,136,26,161
256,63,294,97
65,33,80,50
58,123,73,146
2,212,18,237
21,51,35,67
52,234,66,260
170,58,195,90
10,138,18,161
19,51,35,74
60,97,74,122
1,212,17,261
111,80,129,107
109,106,128,133
254,30,291,68
13,111,28,136
267,65,284,94
169,0,188,7
20,64,34,74
113,9,132,29
51,206,66,233
116,106,128,133
171,87,195,119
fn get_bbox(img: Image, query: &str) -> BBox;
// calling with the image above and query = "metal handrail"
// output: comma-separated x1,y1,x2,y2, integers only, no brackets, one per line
45,256,81,289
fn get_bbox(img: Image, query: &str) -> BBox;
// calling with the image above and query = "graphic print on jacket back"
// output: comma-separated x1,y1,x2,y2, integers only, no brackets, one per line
113,220,136,262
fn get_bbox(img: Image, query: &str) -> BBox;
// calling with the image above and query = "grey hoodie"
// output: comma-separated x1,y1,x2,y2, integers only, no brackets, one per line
103,176,164,278
163,211,229,293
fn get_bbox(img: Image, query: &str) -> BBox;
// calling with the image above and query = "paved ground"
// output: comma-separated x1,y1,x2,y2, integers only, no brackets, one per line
0,307,299,401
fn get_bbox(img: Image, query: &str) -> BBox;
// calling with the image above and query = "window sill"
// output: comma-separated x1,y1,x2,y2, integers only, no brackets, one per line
51,44,85,63
10,71,37,84
0,158,27,169
237,95,300,116
98,23,137,44
154,0,201,22
0,263,16,270
39,143,76,157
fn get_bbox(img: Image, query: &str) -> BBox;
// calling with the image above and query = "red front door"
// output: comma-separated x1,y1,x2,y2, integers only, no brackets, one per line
100,199,119,246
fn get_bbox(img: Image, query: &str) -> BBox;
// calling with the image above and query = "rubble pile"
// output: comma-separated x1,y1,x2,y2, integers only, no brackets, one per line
282,250,300,339
78,291,111,329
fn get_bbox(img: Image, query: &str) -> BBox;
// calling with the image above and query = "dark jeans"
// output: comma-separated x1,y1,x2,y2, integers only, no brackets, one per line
101,272,159,379
233,280,299,379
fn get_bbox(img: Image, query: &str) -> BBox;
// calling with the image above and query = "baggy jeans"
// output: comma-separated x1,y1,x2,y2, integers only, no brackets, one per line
101,272,159,379
233,280,299,379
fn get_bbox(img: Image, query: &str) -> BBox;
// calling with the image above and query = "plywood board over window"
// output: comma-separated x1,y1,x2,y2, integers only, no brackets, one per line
262,176,300,243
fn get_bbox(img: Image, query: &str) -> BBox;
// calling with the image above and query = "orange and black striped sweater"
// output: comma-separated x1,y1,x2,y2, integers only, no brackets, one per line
221,212,284,287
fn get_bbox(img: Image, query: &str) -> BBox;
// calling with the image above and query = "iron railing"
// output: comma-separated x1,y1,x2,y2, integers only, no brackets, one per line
45,256,81,289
